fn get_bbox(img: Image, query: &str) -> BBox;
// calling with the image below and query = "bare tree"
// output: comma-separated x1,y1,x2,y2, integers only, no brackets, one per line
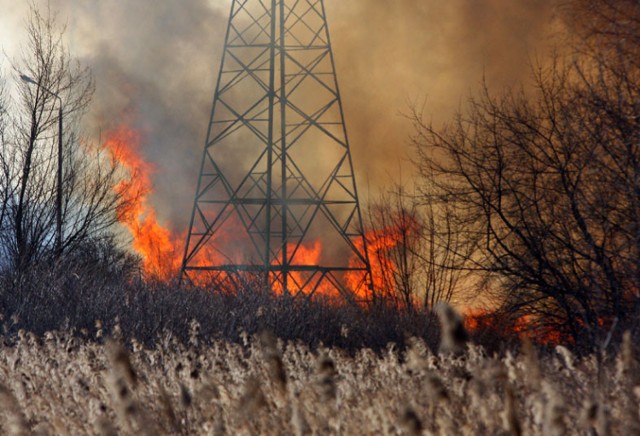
413,29,640,344
0,5,128,272
565,0,640,59
363,184,471,311
418,186,477,310
363,187,423,309
0,72,10,245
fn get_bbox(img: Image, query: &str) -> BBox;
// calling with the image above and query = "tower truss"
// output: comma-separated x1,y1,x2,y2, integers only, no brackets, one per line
181,0,373,300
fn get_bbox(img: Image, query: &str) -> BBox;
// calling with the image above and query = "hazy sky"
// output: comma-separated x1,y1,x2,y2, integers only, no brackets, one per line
0,0,563,230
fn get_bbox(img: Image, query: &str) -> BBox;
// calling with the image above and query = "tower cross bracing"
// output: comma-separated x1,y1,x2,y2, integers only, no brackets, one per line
181,0,373,300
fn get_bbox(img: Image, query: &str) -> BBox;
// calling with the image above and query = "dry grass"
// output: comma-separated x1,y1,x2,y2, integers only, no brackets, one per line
0,321,637,435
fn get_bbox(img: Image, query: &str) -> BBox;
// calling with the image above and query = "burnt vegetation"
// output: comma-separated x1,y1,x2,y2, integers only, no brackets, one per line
0,0,640,357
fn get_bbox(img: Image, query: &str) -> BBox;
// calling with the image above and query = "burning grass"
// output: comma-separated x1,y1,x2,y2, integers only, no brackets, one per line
0,256,637,434
100,123,421,299
102,125,183,281
0,317,638,434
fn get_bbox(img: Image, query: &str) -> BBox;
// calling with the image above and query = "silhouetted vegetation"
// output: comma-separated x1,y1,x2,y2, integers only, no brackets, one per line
0,6,128,273
0,259,440,353
412,0,640,347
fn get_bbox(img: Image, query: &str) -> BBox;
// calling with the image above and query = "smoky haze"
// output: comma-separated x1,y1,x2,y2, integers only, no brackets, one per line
1,0,563,232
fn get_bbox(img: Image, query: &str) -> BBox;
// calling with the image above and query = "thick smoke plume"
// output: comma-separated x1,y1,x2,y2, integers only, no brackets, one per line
330,0,561,186
1,0,567,232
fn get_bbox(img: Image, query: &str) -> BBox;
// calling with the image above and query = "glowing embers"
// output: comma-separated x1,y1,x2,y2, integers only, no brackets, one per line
464,308,571,345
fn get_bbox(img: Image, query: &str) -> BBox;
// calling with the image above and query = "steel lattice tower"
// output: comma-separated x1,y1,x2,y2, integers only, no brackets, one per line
181,0,373,300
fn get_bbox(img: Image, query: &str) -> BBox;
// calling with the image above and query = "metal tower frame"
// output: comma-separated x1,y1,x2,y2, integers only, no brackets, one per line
181,0,373,300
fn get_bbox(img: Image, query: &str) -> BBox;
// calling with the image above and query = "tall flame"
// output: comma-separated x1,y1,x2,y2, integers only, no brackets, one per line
102,124,181,280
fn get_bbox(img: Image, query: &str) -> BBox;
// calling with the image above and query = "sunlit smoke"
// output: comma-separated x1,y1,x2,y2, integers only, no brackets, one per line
0,0,570,234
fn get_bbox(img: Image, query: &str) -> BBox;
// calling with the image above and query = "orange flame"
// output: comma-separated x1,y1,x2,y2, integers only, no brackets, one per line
463,308,567,345
102,123,274,285
102,125,181,280
270,241,339,297
97,127,584,345
346,210,421,302
101,123,421,300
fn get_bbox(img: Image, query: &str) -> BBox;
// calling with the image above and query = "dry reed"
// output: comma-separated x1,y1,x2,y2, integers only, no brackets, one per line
0,322,637,434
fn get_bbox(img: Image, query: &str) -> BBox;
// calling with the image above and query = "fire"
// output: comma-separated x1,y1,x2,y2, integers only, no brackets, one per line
463,308,567,345
271,241,338,297
97,126,581,345
100,123,420,300
346,209,422,302
102,124,182,280
463,308,492,332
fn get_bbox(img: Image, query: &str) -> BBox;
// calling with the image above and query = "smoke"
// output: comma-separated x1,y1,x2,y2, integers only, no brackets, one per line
1,0,566,232
53,0,229,229
330,0,561,187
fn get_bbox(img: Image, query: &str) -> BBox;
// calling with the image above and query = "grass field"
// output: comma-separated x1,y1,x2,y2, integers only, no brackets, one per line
1,320,638,435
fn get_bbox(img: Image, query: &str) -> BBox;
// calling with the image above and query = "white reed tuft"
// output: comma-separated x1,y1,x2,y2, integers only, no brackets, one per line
435,303,468,355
